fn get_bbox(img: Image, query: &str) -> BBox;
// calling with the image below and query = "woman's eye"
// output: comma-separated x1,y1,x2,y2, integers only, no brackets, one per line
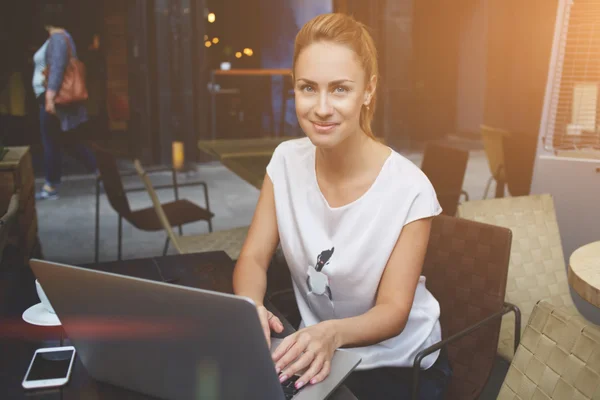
334,86,348,93
300,85,314,92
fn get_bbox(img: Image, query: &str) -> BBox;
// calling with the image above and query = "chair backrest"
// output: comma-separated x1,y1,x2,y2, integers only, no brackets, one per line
503,133,538,197
481,125,510,181
498,300,600,399
420,142,469,216
424,214,512,400
93,146,132,217
132,160,183,253
457,194,576,361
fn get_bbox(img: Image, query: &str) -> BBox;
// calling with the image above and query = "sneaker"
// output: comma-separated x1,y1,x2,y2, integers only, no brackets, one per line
35,187,59,201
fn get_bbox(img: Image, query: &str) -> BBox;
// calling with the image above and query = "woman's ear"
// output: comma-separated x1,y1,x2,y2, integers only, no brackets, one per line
364,75,378,106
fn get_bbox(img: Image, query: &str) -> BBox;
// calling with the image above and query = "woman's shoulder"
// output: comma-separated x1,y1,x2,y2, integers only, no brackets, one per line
380,149,442,218
267,137,313,182
48,31,75,46
273,137,314,159
385,149,435,192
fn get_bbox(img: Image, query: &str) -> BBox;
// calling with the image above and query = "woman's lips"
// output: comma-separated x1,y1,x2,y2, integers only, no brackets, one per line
312,122,339,133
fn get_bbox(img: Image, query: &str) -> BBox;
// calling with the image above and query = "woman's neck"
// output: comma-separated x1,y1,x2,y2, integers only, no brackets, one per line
315,129,377,182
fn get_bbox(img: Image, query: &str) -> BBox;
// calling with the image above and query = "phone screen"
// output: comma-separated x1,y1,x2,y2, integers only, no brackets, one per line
26,350,75,381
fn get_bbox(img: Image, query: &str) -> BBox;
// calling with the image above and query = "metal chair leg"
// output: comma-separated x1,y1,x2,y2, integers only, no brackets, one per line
200,182,213,233
483,176,494,199
163,237,170,256
495,179,506,198
118,215,123,261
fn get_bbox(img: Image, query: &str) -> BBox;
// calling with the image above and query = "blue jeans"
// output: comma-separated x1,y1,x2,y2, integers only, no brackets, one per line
344,347,452,400
39,96,97,186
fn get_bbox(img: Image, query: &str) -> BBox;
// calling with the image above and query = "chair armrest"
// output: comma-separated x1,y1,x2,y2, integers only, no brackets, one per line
411,302,520,400
97,172,210,208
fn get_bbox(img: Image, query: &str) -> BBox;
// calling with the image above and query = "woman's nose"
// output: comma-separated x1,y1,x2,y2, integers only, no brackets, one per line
314,93,333,118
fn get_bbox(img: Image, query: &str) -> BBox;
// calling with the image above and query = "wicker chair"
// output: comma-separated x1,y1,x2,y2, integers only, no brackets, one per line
458,194,578,362
411,214,519,400
498,300,600,399
134,159,248,260
481,125,510,199
420,142,470,216
503,132,537,197
481,125,538,199
93,146,213,261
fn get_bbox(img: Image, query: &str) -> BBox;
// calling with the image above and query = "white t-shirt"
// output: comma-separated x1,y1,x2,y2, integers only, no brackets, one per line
32,40,49,98
266,137,443,370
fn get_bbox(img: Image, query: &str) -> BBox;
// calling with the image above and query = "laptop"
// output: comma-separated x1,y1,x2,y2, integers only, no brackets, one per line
29,259,361,400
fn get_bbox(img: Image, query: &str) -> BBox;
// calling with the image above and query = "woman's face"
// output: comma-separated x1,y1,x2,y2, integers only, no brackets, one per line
294,41,374,149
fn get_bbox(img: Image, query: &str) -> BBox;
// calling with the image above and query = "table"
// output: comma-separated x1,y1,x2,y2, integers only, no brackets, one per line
0,251,356,399
568,241,600,308
210,69,293,139
199,137,293,189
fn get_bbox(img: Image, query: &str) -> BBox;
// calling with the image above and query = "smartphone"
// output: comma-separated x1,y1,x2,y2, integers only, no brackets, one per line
22,346,76,389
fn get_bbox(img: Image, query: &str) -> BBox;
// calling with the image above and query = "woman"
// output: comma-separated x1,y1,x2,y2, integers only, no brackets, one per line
32,3,97,200
233,13,451,399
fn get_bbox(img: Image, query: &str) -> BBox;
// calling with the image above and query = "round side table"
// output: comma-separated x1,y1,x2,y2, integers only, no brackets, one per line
568,241,600,308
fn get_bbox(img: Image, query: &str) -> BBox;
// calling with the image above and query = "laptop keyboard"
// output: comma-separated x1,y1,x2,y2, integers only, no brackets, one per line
281,375,303,399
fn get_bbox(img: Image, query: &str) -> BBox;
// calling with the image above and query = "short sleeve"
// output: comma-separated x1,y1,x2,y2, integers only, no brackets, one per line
404,178,443,226
266,142,284,185
46,33,69,92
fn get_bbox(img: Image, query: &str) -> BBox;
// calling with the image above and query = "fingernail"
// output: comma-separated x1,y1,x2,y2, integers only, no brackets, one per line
279,374,288,383
296,381,304,389
310,378,317,385
275,367,281,374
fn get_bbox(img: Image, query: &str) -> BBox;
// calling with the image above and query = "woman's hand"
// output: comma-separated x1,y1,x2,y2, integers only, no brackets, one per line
271,321,339,390
257,305,284,348
45,90,56,114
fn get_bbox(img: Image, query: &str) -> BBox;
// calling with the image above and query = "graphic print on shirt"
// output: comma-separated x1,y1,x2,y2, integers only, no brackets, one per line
307,247,334,301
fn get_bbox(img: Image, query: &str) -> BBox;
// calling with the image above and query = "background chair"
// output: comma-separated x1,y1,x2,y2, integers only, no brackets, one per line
94,146,213,261
420,142,470,216
481,125,538,199
498,300,600,399
503,133,538,197
481,125,510,199
134,159,248,260
457,194,578,361
412,214,519,400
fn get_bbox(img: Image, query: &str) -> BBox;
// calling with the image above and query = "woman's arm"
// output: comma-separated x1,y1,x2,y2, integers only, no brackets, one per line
330,217,433,348
232,173,281,307
46,33,69,96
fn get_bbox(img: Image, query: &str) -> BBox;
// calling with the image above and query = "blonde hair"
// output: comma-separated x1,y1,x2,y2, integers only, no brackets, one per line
293,13,379,138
